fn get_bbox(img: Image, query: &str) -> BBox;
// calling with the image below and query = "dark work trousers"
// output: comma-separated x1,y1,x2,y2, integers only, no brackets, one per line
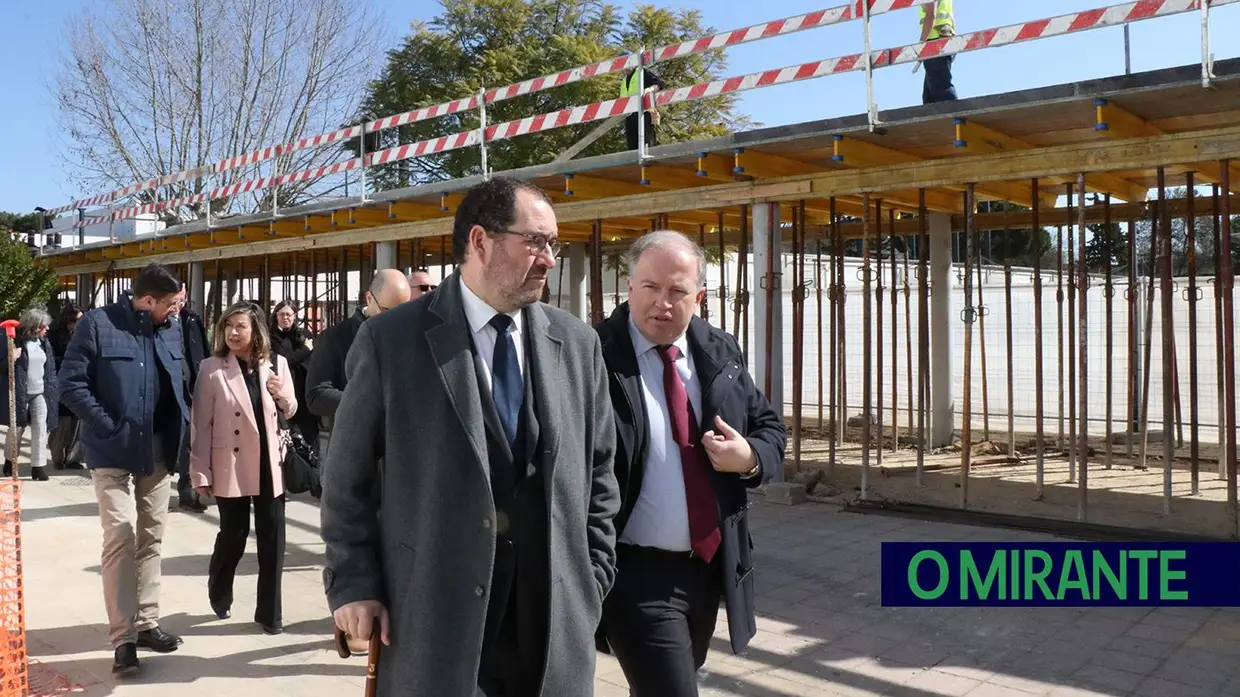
922,55,957,104
207,459,285,626
602,543,723,697
625,111,657,151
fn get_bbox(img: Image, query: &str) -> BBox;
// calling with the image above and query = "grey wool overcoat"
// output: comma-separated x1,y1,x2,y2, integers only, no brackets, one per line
319,270,621,697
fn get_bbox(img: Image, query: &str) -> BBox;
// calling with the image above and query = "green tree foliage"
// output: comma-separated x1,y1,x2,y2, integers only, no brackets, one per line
353,0,751,189
0,222,59,322
974,200,1053,268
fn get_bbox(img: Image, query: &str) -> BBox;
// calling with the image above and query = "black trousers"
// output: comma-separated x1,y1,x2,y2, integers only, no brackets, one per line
625,112,656,151
207,492,286,626
922,55,957,104
602,544,723,697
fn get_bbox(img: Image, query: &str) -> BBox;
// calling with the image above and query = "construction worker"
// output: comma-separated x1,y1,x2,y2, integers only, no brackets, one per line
620,52,666,151
919,0,957,104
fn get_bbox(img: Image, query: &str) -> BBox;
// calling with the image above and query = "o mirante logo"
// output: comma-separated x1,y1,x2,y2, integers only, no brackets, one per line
880,542,1229,607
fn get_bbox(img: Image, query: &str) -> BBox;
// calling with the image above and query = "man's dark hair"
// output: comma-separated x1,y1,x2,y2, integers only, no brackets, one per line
131,263,181,299
452,176,552,264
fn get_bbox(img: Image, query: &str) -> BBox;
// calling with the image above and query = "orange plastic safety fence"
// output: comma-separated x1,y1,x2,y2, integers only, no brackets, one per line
0,478,26,697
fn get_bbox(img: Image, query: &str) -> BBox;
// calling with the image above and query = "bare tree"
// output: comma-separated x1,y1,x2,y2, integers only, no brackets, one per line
54,0,384,225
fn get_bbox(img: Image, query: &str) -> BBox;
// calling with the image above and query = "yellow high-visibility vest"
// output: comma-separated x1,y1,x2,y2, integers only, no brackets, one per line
620,70,641,98
919,0,955,40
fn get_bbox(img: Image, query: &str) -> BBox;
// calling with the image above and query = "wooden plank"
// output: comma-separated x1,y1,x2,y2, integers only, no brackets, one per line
46,125,1240,275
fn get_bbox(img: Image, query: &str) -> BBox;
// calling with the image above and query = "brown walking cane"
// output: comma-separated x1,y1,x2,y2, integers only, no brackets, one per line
334,616,382,697
2,320,19,478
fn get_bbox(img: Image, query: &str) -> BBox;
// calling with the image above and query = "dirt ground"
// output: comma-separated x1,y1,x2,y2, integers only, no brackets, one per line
781,419,1236,539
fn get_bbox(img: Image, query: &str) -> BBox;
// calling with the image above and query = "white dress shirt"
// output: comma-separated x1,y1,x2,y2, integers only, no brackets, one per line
618,317,703,552
458,276,526,391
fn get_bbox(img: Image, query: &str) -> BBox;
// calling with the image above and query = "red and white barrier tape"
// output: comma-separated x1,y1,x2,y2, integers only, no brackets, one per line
47,0,927,218
646,0,931,64
653,0,1232,111
66,0,1233,230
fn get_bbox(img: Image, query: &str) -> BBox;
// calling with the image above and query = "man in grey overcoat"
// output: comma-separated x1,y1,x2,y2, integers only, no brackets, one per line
319,175,621,697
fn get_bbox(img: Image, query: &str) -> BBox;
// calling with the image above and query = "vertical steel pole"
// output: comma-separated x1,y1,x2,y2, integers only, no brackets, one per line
904,222,914,445
862,193,873,500
862,0,879,130
1158,167,1175,515
1213,184,1227,480
478,88,490,180
1218,162,1237,536
718,211,728,328
975,239,990,442
1032,179,1045,499
961,185,976,509
917,189,929,487
875,199,885,465
1127,214,1139,459
829,198,840,474
791,203,805,473
1186,173,1200,494
1077,174,1089,522
891,208,900,452
1057,224,1065,454
1067,184,1078,482
1104,195,1115,471
636,47,647,163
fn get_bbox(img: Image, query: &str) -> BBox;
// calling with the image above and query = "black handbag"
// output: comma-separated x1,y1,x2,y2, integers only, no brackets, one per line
271,356,321,498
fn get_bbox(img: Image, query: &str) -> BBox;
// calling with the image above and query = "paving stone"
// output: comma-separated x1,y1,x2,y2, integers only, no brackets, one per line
9,429,1240,697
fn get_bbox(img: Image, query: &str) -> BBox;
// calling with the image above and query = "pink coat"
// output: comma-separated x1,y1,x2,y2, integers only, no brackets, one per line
189,353,297,498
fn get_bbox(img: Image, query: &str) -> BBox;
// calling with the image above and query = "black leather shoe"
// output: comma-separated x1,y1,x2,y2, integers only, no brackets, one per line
210,600,231,620
260,622,283,635
112,643,139,675
136,627,181,652
30,467,48,481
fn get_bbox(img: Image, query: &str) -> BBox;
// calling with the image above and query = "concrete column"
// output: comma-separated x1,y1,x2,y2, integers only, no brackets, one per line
375,241,397,271
929,212,955,447
568,242,588,321
75,273,93,308
751,202,784,460
188,262,206,317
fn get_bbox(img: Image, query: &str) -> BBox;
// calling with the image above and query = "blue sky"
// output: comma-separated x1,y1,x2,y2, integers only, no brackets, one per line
3,0,1237,214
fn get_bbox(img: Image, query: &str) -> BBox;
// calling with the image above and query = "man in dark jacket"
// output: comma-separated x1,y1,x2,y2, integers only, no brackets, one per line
594,231,785,697
305,269,411,460
58,263,190,676
173,285,210,512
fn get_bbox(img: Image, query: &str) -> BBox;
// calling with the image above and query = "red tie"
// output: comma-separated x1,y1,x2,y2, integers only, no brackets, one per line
657,344,721,563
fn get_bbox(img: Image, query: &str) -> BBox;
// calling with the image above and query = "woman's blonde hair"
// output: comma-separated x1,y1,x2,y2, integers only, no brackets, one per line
211,301,272,365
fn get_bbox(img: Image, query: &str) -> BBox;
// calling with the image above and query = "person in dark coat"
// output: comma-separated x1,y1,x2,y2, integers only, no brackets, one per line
58,262,189,675
46,303,83,469
305,270,410,460
174,287,211,512
1,308,58,481
319,176,620,697
268,299,317,448
593,231,786,697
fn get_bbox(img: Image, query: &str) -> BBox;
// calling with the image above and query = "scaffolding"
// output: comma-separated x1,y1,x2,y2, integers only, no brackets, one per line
30,0,1240,539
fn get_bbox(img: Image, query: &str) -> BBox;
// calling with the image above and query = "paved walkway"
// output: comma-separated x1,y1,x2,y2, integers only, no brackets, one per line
12,450,1240,696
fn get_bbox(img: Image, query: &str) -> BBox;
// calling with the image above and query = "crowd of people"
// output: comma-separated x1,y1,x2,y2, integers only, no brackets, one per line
5,173,788,697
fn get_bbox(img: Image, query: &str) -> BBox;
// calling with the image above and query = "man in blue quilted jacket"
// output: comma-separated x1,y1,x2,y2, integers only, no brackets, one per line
58,262,190,677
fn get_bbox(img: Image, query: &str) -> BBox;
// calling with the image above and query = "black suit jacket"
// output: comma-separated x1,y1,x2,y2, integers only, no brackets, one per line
594,302,786,655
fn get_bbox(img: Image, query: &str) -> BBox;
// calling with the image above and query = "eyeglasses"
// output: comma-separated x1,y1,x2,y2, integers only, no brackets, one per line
414,284,437,292
491,228,562,257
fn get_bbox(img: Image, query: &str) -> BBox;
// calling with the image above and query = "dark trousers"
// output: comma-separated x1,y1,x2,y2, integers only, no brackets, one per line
602,544,723,697
922,55,957,104
625,112,656,151
207,492,286,625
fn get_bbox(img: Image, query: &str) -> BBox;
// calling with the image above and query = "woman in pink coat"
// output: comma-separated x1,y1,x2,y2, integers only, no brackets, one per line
190,301,297,635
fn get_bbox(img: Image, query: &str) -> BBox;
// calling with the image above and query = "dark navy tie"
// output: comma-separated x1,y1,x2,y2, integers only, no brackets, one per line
489,313,522,448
